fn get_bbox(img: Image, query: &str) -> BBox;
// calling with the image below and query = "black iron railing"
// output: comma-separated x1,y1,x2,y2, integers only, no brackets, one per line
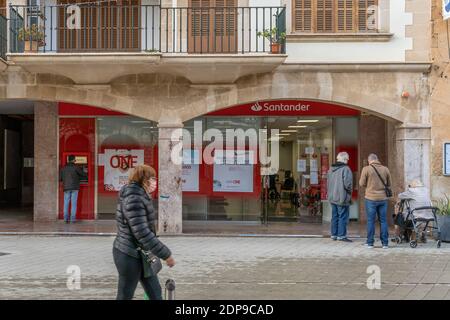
9,4,286,54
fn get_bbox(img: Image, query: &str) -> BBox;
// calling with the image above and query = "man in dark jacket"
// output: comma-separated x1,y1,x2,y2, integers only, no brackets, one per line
60,155,87,223
327,152,353,242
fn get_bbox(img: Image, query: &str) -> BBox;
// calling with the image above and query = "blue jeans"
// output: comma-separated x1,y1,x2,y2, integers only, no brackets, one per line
331,204,350,239
365,199,389,246
63,190,79,222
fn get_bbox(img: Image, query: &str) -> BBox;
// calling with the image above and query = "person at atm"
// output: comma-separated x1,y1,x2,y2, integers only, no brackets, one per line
59,155,88,223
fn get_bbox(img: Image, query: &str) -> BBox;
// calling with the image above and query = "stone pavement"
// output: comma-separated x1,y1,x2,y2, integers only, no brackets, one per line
1,235,450,300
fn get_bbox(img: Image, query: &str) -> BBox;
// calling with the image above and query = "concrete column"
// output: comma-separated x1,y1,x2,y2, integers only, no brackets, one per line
34,102,58,222
157,122,183,234
393,124,431,194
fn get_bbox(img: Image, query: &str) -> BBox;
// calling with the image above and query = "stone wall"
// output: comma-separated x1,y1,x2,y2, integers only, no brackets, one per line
430,0,450,200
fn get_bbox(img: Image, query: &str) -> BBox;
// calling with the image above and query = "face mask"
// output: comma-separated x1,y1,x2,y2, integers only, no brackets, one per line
146,178,157,194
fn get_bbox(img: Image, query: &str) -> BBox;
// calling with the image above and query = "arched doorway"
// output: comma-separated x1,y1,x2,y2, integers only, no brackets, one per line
180,99,389,235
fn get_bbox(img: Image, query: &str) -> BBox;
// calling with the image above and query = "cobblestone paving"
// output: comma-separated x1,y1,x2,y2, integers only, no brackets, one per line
1,235,450,300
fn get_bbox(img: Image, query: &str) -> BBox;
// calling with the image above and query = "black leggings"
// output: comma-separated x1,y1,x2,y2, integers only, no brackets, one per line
113,247,163,300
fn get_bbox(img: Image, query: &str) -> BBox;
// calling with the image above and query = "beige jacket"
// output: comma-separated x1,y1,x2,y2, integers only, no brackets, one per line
359,161,392,201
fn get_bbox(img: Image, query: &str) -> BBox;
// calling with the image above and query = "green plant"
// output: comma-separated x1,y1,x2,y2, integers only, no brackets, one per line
18,24,45,45
434,195,450,216
256,27,286,44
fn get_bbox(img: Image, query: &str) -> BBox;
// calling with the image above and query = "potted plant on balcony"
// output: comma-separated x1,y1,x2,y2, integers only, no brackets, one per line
434,194,450,242
18,24,45,53
257,27,286,54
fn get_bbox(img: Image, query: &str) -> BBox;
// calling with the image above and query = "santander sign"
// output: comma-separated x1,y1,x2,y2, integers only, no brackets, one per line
207,100,360,117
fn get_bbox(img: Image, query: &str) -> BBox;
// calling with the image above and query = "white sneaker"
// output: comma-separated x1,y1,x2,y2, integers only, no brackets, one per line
366,244,374,249
382,246,389,249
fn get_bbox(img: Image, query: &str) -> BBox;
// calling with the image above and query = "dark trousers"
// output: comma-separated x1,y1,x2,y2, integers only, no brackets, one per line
113,247,163,300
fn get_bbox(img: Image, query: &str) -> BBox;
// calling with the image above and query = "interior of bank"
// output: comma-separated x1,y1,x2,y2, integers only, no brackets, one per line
182,116,360,224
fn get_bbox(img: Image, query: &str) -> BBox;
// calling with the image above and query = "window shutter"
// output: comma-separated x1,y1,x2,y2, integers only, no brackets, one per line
316,0,333,32
337,0,354,32
294,0,312,32
358,0,377,32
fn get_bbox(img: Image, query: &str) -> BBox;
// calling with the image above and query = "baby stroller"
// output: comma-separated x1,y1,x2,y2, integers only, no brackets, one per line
393,199,442,248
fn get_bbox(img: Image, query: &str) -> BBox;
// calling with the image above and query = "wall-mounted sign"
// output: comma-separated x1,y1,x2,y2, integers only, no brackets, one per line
104,149,144,191
443,0,450,20
213,150,254,193
206,100,361,117
444,142,450,176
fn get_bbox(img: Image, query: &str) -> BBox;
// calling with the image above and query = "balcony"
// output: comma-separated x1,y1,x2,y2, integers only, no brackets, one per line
7,3,287,84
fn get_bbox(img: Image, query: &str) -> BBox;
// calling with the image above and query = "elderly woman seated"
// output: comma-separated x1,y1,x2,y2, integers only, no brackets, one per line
393,179,433,242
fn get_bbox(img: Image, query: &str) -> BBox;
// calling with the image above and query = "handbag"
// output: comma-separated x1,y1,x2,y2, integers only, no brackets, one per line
137,247,162,278
370,164,393,198
121,200,162,278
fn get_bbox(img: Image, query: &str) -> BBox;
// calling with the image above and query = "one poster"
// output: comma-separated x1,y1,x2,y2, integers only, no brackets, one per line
305,147,315,155
182,164,200,192
213,150,254,193
297,159,307,172
310,172,319,185
182,150,200,192
310,159,318,171
444,0,450,20
104,149,144,191
444,143,450,176
213,164,254,192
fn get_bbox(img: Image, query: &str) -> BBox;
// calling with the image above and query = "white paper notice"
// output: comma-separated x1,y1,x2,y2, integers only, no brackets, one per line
310,159,318,171
305,147,314,155
310,172,319,185
297,159,307,172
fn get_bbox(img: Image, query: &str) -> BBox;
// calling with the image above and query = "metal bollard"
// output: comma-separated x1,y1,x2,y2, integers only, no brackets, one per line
165,279,176,300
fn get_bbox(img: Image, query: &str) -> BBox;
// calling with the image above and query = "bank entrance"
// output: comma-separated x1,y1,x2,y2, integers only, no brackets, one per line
182,100,362,233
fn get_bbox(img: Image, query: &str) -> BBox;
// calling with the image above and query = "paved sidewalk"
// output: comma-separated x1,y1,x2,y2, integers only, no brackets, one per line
1,235,450,300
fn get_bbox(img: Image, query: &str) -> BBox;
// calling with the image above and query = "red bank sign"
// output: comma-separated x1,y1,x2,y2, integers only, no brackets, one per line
207,100,360,117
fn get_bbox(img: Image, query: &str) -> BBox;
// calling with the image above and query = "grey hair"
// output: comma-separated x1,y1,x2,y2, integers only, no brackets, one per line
337,152,350,164
368,153,378,162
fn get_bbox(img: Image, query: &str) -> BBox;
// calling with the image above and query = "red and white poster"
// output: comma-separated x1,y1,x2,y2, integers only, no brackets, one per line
320,154,330,200
213,150,254,193
104,149,144,191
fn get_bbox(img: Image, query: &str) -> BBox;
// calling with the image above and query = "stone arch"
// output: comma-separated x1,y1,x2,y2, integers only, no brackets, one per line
178,83,410,123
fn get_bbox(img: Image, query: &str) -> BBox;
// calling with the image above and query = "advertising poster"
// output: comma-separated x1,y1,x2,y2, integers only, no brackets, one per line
104,149,144,191
182,150,200,192
297,159,307,172
213,150,254,193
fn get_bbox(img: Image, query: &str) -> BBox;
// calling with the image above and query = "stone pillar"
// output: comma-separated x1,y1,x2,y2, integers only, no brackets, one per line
393,124,431,194
157,122,183,234
34,102,58,222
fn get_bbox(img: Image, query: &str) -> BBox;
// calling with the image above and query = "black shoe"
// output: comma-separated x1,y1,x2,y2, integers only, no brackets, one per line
338,238,353,243
64,220,69,224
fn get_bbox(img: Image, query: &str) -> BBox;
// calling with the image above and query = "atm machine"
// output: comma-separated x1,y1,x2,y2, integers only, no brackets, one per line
59,152,94,220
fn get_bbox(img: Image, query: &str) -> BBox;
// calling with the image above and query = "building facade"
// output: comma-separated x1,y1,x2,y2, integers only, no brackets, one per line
0,0,445,235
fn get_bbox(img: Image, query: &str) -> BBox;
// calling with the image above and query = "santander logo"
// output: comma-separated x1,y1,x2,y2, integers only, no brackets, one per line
251,102,263,112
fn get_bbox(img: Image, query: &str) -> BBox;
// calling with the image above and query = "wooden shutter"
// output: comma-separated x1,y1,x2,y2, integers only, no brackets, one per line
294,0,312,32
58,0,140,52
316,0,333,32
337,0,354,32
0,0,6,17
188,0,236,53
358,0,377,32
293,0,377,33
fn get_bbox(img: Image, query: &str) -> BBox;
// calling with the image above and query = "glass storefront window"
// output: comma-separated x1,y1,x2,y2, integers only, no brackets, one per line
97,116,158,219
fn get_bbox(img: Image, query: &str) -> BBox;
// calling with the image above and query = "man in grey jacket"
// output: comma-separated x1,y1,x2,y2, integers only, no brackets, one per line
60,155,87,223
327,152,353,242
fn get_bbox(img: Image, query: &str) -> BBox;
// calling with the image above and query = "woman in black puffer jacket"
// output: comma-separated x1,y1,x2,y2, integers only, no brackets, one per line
113,165,175,300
